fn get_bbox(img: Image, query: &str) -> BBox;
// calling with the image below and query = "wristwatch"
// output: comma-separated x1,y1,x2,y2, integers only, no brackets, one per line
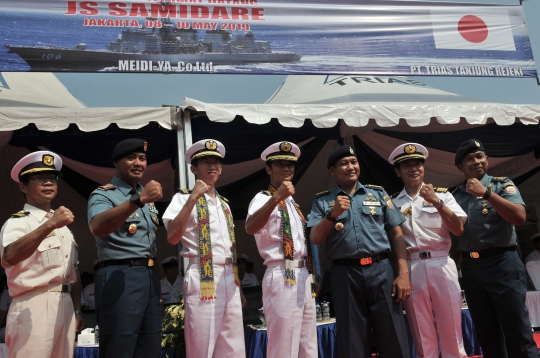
325,210,337,222
434,199,445,209
130,193,145,208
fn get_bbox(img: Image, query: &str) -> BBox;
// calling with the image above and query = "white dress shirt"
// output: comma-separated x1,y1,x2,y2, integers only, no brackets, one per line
160,276,183,304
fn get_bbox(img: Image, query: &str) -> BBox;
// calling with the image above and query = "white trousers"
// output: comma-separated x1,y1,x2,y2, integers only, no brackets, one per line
263,265,317,358
6,290,75,358
184,262,246,358
403,256,467,358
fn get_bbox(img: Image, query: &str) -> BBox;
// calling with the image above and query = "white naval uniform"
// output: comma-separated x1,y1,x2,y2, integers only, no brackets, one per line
162,192,245,358
160,276,184,304
526,249,540,263
393,187,467,358
0,204,78,358
81,282,95,310
246,193,317,358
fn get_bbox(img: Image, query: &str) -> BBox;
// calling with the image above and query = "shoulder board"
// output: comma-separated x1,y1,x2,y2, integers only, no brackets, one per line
11,211,29,218
219,195,229,203
492,177,508,182
383,195,389,200
178,189,192,194
315,190,330,198
261,190,272,196
502,182,516,188
98,184,116,191
366,184,383,191
434,187,448,193
390,191,400,199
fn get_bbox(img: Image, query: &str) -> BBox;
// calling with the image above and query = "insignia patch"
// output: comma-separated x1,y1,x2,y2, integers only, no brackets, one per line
349,147,354,155
98,184,116,191
315,190,330,198
328,201,335,207
386,200,395,210
11,211,30,218
492,177,508,182
402,207,412,216
404,144,416,154
143,142,148,151
434,187,448,193
43,155,54,167
505,186,517,194
369,207,377,215
279,142,292,152
151,214,159,225
178,189,192,194
205,140,218,150
475,141,480,147
149,203,159,214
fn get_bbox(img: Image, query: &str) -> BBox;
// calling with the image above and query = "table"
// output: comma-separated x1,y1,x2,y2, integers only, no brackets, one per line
244,320,338,358
244,310,481,358
526,291,540,327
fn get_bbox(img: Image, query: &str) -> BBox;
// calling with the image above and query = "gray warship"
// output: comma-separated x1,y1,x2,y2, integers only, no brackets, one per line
5,20,302,72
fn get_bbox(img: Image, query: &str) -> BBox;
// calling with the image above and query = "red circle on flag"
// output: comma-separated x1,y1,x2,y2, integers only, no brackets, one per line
458,15,488,43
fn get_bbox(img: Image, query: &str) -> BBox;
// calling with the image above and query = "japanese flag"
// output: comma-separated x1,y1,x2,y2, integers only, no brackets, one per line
431,9,516,51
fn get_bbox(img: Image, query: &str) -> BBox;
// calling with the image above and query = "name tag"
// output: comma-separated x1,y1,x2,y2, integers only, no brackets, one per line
363,201,381,206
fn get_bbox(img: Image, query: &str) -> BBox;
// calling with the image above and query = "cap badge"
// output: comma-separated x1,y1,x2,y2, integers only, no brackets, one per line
205,140,218,151
279,142,292,152
349,147,354,155
404,144,416,154
43,155,54,167
475,141,480,147
143,142,148,151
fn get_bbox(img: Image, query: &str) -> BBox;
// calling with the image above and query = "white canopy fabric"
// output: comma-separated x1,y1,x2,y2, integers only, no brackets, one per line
180,76,540,129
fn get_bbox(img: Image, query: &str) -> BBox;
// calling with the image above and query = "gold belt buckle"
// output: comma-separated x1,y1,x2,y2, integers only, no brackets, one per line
360,257,373,266
148,259,155,267
469,252,480,259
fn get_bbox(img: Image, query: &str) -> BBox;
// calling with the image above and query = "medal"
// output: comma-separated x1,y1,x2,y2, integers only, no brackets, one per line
335,222,344,231
151,214,159,225
369,207,376,215
482,208,489,215
128,223,137,234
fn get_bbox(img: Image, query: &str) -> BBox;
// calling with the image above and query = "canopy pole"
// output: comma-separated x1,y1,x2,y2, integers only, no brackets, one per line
174,109,195,274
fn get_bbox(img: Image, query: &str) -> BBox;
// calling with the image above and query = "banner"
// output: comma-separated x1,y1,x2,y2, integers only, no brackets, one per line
0,0,536,77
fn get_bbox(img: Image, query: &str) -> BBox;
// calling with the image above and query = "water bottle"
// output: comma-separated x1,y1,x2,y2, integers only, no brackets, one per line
321,301,330,321
95,325,99,344
316,304,322,323
258,307,266,327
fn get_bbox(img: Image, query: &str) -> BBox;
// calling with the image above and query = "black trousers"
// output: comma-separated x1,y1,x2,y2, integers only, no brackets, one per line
331,258,410,358
461,250,539,358
95,265,162,358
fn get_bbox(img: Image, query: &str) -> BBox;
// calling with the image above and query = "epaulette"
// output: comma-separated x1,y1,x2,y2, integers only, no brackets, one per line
219,195,229,203
434,187,448,193
315,190,330,198
11,211,29,218
178,189,192,194
492,177,508,182
366,184,383,191
390,191,400,199
502,182,515,188
261,190,272,196
383,195,389,200
98,184,116,191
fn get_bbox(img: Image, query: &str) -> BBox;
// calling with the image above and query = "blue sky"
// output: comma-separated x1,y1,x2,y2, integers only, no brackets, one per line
55,0,540,107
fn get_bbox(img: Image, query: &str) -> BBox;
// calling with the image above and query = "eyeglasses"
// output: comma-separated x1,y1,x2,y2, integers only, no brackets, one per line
199,160,222,168
30,175,58,184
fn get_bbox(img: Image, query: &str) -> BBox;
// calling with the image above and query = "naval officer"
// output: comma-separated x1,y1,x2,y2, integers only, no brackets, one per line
452,139,538,358
88,138,163,358
162,139,245,358
245,141,317,358
390,143,467,358
0,151,84,358
309,145,410,358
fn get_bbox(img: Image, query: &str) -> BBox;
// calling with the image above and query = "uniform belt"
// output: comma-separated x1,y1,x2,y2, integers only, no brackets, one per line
266,259,305,268
29,283,71,293
189,256,233,265
101,257,157,268
462,246,516,259
407,250,449,261
333,254,388,266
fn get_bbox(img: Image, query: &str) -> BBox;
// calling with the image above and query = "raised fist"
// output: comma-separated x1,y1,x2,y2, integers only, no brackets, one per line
49,206,74,229
466,178,487,197
274,181,295,202
418,184,438,205
140,180,163,204
330,194,350,218
191,180,210,200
